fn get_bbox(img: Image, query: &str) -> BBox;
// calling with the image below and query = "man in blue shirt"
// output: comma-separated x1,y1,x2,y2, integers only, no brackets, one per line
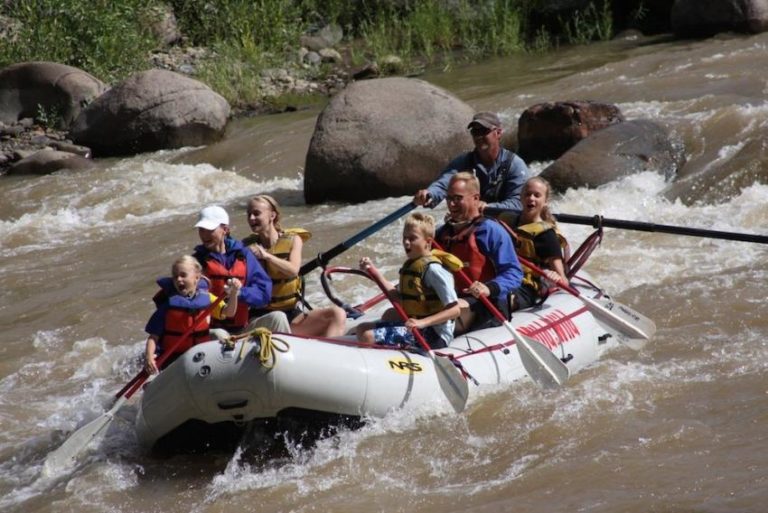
414,111,529,212
435,173,522,333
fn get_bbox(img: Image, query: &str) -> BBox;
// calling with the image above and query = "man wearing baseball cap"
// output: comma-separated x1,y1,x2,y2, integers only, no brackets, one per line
413,111,529,212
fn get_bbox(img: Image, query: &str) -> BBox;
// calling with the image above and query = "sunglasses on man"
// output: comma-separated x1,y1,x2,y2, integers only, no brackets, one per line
469,126,496,137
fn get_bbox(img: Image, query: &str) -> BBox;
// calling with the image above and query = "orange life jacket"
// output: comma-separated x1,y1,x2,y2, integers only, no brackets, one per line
154,289,212,358
436,217,496,294
201,254,249,329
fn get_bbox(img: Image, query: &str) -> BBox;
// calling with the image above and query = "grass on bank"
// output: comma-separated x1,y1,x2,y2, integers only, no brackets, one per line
0,0,615,110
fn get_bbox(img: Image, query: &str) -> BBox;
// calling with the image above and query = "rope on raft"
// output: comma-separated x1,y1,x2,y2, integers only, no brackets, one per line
217,327,290,369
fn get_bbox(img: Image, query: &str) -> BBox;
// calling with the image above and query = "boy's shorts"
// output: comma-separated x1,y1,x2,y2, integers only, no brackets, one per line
372,321,446,349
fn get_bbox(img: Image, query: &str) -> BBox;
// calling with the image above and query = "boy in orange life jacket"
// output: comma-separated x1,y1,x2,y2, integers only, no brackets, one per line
144,255,241,374
356,213,461,349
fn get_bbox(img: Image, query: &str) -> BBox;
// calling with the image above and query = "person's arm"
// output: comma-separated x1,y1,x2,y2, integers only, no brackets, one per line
484,152,528,212
144,334,160,374
405,266,460,329
239,250,273,309
360,257,400,303
534,230,568,284
478,221,523,298
221,278,243,318
417,154,470,207
406,302,460,330
249,234,302,277
543,258,567,284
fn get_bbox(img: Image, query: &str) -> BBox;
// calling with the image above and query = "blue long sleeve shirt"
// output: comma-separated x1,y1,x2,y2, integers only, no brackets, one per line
426,148,529,211
193,237,272,309
438,218,523,299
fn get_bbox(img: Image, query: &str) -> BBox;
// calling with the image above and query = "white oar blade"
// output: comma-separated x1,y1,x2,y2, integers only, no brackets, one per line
510,326,569,389
588,297,656,342
433,356,469,413
42,397,124,477
612,332,648,351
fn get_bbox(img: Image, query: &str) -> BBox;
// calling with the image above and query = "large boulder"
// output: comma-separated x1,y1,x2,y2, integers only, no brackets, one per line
71,69,230,157
664,137,768,205
517,100,624,162
671,0,768,37
539,119,685,192
7,149,94,175
0,62,106,129
304,77,475,203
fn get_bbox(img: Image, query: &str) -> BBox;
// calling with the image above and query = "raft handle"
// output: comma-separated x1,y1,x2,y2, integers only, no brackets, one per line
217,399,249,410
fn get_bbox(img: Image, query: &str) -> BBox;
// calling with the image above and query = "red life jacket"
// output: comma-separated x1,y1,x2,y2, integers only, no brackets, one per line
201,254,249,329
155,289,212,359
436,217,496,294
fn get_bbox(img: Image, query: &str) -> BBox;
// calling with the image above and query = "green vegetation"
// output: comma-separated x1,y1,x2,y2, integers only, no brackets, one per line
560,0,613,45
0,0,158,82
0,0,619,110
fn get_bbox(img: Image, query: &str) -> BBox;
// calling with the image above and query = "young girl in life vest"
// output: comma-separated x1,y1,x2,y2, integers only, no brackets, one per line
144,255,241,374
499,176,569,310
356,213,462,349
243,194,346,337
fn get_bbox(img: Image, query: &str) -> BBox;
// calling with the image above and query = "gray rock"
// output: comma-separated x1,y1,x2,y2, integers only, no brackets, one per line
300,23,343,51
539,119,685,192
304,77,475,203
352,63,380,80
672,0,768,37
319,48,343,64
300,35,327,52
0,62,106,129
49,140,91,158
380,55,405,74
71,69,230,157
518,100,625,162
664,138,768,205
7,149,94,175
305,51,322,66
317,23,343,47
148,3,182,47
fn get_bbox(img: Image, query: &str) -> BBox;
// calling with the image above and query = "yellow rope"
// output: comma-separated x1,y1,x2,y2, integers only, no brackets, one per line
217,327,289,369
257,331,289,369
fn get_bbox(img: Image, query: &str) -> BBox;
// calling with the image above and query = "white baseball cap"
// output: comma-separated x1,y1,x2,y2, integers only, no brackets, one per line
194,205,229,230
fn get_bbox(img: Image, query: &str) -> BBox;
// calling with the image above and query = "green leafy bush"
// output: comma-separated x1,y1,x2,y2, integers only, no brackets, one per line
0,0,160,82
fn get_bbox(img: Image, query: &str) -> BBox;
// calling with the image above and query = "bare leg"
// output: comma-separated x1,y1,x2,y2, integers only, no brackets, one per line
355,321,376,343
454,299,475,336
291,306,347,337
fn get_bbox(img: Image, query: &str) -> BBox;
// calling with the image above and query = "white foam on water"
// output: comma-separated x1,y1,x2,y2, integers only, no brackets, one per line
0,157,302,258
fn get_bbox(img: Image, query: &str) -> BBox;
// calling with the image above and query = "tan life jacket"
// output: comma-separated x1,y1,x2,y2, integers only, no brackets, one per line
398,250,461,318
513,221,568,292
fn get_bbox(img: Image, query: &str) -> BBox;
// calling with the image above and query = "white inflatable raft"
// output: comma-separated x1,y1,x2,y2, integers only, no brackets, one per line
135,274,648,449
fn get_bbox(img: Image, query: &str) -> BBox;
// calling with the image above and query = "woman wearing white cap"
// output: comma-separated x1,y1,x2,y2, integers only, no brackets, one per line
192,205,289,333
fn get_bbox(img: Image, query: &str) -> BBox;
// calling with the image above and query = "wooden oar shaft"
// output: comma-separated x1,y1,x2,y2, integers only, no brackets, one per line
484,208,768,245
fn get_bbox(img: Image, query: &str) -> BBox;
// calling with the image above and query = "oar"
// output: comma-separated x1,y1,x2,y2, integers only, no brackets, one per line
431,241,569,389
516,255,654,350
299,202,416,276
486,215,656,350
484,208,768,245
42,295,226,475
364,263,469,413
